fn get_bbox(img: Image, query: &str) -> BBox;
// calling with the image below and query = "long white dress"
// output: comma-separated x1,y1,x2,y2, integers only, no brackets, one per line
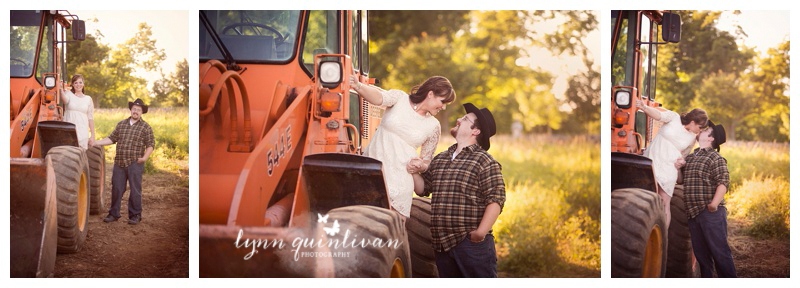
644,110,696,197
364,89,440,217
62,91,94,150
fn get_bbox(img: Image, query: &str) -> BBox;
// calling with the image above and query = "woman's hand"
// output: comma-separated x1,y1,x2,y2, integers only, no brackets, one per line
88,139,95,148
348,73,362,91
674,157,686,169
406,157,427,174
636,97,646,110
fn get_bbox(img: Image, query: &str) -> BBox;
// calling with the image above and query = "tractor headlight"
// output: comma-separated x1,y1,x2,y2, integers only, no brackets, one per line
44,75,57,89
319,61,342,88
615,89,631,108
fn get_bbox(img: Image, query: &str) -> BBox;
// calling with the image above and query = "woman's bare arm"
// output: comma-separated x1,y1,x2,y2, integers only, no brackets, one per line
349,73,383,106
57,81,71,106
412,173,425,196
636,98,661,121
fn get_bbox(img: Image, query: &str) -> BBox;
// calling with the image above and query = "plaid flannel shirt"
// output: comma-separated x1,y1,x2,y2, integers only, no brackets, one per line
108,117,155,168
419,143,506,252
683,147,730,219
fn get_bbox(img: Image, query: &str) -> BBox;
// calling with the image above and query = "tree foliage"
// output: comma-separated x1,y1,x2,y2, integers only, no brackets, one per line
370,10,598,134
656,11,789,141
66,21,181,108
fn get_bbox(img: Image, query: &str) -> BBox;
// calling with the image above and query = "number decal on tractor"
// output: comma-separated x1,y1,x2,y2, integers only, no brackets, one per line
267,125,292,176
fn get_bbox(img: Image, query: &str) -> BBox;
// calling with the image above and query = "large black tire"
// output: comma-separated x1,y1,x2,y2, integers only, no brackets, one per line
326,206,412,277
87,145,106,215
406,197,438,277
49,146,91,254
666,185,695,277
611,188,667,277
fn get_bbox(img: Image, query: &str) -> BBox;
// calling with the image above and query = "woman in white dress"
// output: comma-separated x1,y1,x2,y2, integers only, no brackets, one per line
637,98,708,228
58,74,96,150
349,75,456,218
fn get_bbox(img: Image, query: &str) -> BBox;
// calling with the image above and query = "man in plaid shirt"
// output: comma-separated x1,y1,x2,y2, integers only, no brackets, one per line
409,103,505,277
680,120,736,277
94,99,155,225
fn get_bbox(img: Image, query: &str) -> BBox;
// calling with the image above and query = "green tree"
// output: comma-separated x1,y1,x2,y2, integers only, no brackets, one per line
371,11,598,134
692,72,755,141
656,11,788,142
741,40,790,141
68,23,165,108
153,59,189,107
657,11,756,112
369,11,470,80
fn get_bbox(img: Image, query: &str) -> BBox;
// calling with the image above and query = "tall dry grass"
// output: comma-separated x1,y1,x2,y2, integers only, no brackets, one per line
722,141,790,239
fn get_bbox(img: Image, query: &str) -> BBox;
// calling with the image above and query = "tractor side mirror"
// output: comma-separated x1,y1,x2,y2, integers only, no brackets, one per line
661,12,681,43
71,20,86,41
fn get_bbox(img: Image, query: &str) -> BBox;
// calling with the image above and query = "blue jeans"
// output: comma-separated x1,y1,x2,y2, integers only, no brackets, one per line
109,163,144,219
435,234,497,278
688,206,737,278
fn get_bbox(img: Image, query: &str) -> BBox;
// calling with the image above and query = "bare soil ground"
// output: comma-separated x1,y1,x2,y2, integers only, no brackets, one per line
54,165,189,277
728,218,790,278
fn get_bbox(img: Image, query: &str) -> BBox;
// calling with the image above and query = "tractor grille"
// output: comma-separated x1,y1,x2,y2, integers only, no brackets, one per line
361,98,369,138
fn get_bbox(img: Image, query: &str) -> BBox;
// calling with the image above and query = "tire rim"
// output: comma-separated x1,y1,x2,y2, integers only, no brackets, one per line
390,258,405,278
642,224,663,277
78,172,88,231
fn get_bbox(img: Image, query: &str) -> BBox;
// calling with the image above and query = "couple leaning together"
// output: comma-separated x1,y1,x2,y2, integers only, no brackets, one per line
637,99,736,278
58,75,155,225
350,76,505,278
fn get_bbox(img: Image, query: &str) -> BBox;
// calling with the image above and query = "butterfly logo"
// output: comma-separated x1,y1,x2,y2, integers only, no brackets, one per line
317,213,329,223
323,220,340,236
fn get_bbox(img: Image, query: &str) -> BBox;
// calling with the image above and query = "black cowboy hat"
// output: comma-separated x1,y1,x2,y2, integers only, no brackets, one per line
463,103,496,150
128,98,149,114
707,120,726,151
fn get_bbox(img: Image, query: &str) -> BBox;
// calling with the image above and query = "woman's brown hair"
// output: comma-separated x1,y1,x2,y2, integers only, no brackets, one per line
680,108,708,128
408,76,456,104
70,74,84,94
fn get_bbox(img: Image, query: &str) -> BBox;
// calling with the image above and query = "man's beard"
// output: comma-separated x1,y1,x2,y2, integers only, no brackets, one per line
450,126,458,138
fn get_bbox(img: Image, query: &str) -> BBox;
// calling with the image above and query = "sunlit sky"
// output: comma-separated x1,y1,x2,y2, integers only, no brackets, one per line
515,11,601,110
72,10,188,89
717,10,789,57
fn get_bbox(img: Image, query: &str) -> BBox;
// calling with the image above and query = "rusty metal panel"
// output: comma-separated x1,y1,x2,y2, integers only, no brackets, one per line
10,158,57,277
36,120,79,156
611,152,657,192
301,153,389,216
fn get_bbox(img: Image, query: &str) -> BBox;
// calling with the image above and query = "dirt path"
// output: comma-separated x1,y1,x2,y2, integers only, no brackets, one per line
54,164,189,277
728,218,790,277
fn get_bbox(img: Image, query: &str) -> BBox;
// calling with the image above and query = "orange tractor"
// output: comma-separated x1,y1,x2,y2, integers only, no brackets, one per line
198,10,435,277
610,10,696,277
10,10,106,277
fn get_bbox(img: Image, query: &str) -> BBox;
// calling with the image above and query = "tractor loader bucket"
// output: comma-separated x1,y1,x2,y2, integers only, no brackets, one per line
611,152,657,192
37,121,79,155
301,153,390,215
10,157,58,277
199,224,334,277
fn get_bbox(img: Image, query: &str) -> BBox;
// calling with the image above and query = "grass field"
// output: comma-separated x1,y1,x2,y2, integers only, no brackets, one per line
722,141,790,239
94,108,188,183
431,134,600,277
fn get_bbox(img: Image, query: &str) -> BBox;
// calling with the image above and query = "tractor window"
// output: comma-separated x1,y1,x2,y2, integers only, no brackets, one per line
301,10,339,74
650,25,659,100
10,10,42,78
611,11,631,87
199,10,300,63
360,10,369,74
639,15,653,99
351,11,360,72
35,14,53,84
